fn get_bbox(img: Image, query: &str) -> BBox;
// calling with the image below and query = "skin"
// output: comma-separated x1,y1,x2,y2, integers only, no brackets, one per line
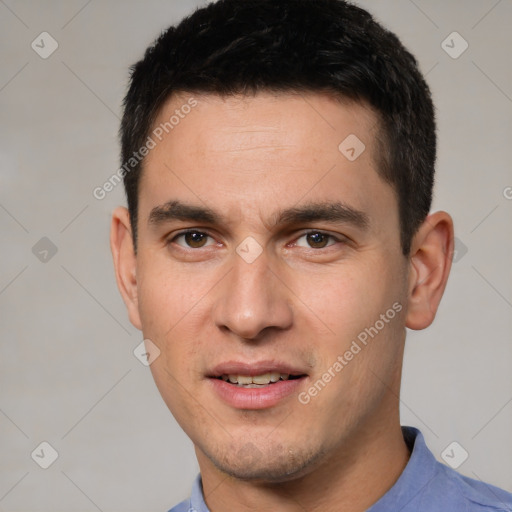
111,92,454,512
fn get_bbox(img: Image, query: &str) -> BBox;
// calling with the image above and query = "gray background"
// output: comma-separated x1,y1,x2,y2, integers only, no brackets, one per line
1,1,511,510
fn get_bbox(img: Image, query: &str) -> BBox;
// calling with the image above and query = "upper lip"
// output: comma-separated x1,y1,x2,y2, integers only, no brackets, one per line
208,360,309,378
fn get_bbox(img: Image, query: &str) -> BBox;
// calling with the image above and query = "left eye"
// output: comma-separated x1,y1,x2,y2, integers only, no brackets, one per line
294,231,338,249
172,231,216,249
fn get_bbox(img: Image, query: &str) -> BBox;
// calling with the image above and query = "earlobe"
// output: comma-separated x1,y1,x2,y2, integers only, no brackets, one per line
405,211,454,330
110,207,142,330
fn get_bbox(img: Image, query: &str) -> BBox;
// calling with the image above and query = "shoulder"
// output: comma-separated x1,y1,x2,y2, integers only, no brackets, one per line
433,462,512,511
404,426,512,511
371,427,512,512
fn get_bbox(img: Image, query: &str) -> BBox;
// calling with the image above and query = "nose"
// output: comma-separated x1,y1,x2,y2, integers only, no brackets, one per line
213,248,294,341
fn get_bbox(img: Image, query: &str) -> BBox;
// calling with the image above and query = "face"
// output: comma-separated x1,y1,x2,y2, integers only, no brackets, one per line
119,92,413,481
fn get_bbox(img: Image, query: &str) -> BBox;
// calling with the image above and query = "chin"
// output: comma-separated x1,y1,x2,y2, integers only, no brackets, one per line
204,441,326,483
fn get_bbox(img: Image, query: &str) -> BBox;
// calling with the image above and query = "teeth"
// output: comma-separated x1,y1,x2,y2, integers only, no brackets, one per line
221,372,293,385
269,372,281,383
252,373,273,384
237,375,253,385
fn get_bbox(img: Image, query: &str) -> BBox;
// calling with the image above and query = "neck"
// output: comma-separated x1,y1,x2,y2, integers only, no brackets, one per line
198,411,410,512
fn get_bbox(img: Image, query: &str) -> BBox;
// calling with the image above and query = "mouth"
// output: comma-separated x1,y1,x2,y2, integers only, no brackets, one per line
214,372,304,388
207,361,309,409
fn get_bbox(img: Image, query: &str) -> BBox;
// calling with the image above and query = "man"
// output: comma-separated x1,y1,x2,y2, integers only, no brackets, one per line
110,0,512,510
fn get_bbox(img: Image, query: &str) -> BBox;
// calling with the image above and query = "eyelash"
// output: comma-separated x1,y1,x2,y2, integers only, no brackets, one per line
168,229,344,250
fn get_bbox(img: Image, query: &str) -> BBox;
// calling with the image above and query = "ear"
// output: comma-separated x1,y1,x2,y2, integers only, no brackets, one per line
405,211,454,330
110,207,142,330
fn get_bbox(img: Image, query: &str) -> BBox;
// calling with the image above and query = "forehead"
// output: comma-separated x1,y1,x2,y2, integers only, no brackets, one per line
150,91,380,159
139,91,395,232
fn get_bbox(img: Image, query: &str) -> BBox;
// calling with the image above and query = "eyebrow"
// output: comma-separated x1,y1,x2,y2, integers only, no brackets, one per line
275,202,369,229
148,199,369,231
149,200,217,225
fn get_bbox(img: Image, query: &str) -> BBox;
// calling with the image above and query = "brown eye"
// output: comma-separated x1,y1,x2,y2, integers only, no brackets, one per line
306,232,330,248
172,231,214,249
184,232,207,248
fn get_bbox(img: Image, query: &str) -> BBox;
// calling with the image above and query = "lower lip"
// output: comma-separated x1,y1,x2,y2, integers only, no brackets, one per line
208,377,306,409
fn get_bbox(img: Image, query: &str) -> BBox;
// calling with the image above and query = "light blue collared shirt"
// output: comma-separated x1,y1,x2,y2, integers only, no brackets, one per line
168,426,512,512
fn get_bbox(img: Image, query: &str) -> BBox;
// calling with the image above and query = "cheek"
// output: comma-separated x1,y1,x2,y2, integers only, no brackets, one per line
139,264,209,426
304,258,406,374
136,254,216,378
136,252,205,337
306,262,393,334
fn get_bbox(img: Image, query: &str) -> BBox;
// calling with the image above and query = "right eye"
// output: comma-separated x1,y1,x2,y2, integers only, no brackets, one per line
170,230,217,249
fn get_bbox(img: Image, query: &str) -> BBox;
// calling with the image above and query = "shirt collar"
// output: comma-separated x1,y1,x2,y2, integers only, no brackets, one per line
367,426,438,511
190,473,208,512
